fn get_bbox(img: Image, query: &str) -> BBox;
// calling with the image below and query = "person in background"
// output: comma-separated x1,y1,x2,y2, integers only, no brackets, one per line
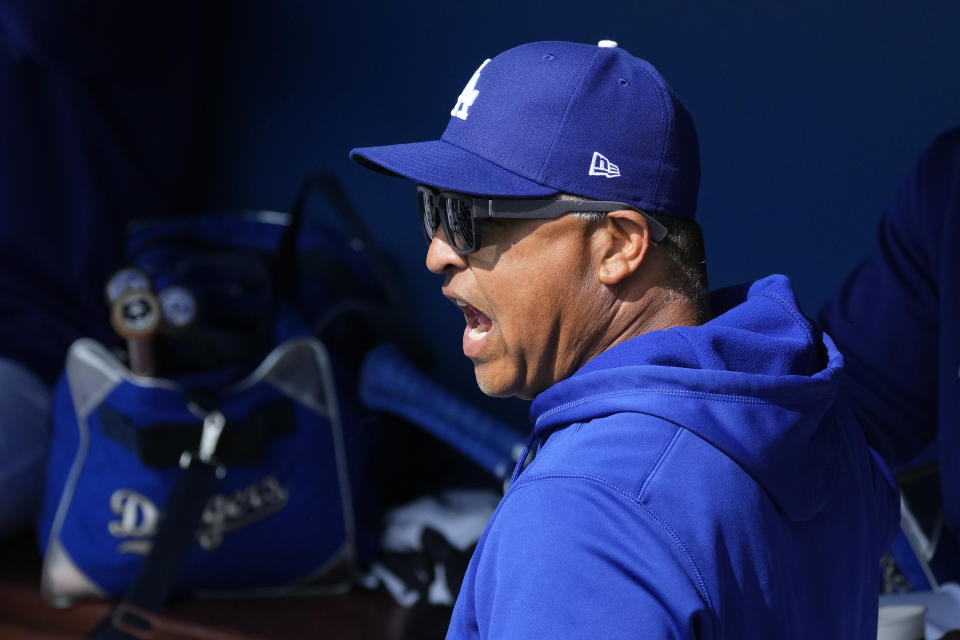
821,126,960,586
350,39,899,639
0,2,224,538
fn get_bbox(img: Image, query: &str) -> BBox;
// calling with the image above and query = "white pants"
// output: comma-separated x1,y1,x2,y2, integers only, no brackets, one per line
0,357,52,539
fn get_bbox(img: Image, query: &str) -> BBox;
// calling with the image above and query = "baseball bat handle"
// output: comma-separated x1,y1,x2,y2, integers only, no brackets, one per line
110,289,162,376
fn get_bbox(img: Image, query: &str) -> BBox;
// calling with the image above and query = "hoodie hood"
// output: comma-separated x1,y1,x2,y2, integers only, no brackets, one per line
529,274,842,522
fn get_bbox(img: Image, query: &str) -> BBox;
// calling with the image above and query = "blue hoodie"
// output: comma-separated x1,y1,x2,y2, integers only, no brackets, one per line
821,127,960,561
447,275,898,639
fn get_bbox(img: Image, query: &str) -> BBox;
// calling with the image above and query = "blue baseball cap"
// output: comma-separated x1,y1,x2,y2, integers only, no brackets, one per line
350,40,700,220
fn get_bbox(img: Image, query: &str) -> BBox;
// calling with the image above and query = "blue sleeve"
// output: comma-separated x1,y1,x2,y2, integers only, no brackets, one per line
448,476,713,639
820,129,958,467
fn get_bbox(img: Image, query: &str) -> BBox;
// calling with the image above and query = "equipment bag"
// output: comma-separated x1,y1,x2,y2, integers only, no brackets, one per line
38,175,384,606
41,335,355,603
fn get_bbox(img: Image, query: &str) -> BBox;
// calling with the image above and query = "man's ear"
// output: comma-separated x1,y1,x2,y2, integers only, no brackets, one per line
596,210,655,285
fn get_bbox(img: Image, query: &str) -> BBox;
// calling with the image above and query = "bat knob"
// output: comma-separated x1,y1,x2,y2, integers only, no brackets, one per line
158,285,198,331
111,289,162,338
105,267,152,304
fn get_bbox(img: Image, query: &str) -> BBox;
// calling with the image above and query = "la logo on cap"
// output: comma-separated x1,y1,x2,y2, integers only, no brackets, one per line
451,59,490,121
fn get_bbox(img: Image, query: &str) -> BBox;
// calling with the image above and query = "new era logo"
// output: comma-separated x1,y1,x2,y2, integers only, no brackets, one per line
589,152,620,178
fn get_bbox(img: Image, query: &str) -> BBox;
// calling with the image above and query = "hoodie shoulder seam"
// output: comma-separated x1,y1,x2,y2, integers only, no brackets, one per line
535,388,774,428
639,502,716,614
637,426,684,501
509,471,633,502
507,473,716,615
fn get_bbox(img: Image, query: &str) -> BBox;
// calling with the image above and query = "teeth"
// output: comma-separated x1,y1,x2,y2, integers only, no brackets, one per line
468,325,489,340
456,300,467,307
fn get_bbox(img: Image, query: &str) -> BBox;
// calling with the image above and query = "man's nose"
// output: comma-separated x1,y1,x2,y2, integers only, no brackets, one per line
425,226,468,274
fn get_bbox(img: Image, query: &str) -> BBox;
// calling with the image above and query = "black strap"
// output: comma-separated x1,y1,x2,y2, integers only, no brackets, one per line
275,172,385,298
97,401,294,467
88,454,221,639
306,175,417,336
89,407,227,640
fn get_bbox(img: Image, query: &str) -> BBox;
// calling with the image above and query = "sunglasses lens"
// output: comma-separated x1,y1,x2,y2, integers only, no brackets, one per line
445,197,475,252
420,191,439,242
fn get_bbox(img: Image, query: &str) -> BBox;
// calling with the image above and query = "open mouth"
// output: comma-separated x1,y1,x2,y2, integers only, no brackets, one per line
457,299,493,339
454,298,494,358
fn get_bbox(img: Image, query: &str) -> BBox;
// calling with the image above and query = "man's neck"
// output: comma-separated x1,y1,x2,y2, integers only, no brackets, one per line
600,285,700,353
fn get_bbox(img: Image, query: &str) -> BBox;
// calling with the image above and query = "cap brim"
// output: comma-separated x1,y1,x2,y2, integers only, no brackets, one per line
350,140,558,198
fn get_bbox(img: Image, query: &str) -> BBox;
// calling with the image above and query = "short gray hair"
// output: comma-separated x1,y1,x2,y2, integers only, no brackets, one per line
559,194,710,323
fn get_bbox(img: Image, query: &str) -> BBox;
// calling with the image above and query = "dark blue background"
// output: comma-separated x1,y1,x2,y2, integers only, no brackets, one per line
210,2,960,427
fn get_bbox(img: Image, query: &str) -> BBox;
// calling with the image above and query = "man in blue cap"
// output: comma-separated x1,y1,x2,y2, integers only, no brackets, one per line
351,40,898,639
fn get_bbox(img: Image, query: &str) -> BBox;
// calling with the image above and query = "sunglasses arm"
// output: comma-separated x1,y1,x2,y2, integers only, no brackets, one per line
476,198,668,243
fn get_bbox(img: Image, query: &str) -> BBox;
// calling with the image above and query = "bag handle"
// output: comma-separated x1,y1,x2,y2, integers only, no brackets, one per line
273,172,394,304
276,172,428,365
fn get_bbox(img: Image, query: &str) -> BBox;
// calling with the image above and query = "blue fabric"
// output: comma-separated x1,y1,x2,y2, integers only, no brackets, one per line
0,357,51,538
820,128,957,471
820,126,960,578
38,206,386,598
448,275,899,639
351,40,700,219
38,342,353,595
888,529,935,592
0,1,221,386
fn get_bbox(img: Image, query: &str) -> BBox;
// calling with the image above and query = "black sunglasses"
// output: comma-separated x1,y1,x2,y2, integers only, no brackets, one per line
416,185,668,255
